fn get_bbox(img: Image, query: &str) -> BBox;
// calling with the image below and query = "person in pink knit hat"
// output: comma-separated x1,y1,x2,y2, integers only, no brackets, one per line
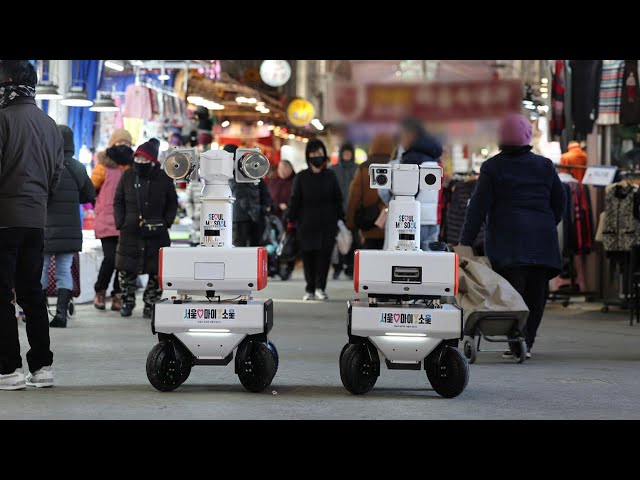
459,113,566,359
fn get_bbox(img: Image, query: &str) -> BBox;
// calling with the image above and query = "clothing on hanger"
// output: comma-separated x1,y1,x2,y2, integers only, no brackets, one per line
596,60,625,126
570,60,603,139
620,60,640,125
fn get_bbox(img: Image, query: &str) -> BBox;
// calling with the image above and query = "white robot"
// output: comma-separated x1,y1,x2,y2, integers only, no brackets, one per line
146,147,278,392
340,163,470,398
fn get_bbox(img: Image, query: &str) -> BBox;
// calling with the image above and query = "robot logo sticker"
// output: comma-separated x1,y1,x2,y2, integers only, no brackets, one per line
395,214,417,231
380,312,431,326
183,308,236,323
207,213,227,229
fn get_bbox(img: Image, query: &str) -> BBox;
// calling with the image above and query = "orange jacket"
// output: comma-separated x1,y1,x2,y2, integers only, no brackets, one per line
91,151,130,192
560,144,587,182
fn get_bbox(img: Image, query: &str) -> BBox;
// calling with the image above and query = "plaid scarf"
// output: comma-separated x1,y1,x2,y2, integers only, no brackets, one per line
0,84,36,109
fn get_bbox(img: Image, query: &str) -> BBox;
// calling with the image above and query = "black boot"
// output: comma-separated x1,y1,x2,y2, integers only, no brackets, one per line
120,304,134,317
143,303,152,319
49,288,71,328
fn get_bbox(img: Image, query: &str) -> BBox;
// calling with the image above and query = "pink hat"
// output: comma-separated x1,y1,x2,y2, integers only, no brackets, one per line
498,113,532,146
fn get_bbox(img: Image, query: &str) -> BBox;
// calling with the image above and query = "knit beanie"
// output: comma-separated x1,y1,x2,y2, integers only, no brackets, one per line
108,128,133,148
368,133,394,157
498,113,532,146
134,138,160,164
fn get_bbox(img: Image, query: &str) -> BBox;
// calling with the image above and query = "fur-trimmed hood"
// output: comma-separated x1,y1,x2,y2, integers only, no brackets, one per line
97,150,119,169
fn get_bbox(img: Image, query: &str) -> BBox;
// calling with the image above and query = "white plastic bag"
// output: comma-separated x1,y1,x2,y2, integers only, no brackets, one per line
336,220,353,255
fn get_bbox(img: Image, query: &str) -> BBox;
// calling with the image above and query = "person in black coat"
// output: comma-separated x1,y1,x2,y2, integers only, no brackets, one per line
459,113,565,357
224,144,273,247
288,139,344,300
41,125,96,328
114,138,178,319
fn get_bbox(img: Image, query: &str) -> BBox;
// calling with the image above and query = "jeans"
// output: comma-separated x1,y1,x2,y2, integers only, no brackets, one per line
0,228,53,374
495,266,549,350
41,253,74,291
420,224,441,251
302,245,334,293
95,236,121,295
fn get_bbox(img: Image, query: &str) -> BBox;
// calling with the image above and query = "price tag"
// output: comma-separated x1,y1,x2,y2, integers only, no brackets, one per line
582,166,618,186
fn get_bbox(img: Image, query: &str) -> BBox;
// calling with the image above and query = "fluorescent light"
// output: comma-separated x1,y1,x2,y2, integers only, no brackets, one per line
540,87,548,93
541,77,548,84
158,74,170,81
480,148,489,156
189,328,230,333
247,97,257,104
288,133,295,139
221,120,230,128
187,95,204,105
261,108,270,113
257,120,264,126
257,101,265,106
384,332,427,338
302,138,309,143
541,93,548,99
105,60,124,72
131,60,144,66
524,103,536,110
311,118,324,131
522,99,533,105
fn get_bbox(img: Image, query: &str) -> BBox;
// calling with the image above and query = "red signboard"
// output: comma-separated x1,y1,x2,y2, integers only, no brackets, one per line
327,80,522,123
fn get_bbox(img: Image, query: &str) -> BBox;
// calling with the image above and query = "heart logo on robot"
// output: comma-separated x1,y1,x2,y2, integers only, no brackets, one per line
197,309,204,319
394,313,401,323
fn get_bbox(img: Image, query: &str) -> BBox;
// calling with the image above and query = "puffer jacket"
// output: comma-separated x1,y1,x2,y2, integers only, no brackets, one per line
230,180,272,224
44,126,96,253
330,144,358,212
92,151,131,239
400,134,443,225
114,164,178,274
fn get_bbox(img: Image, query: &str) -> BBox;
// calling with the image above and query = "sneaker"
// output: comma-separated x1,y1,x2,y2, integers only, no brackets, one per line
502,350,514,359
0,368,26,391
26,366,54,388
315,289,328,300
526,351,532,359
302,292,315,301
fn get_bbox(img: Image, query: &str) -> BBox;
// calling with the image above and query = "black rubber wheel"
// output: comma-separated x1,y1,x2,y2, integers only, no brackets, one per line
267,340,279,372
425,346,469,398
463,337,477,364
237,341,277,393
146,340,192,392
339,343,349,364
511,339,527,364
340,343,379,395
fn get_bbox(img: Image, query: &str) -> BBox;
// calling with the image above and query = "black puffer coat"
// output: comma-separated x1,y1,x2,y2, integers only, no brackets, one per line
114,164,178,274
230,179,272,224
44,126,96,253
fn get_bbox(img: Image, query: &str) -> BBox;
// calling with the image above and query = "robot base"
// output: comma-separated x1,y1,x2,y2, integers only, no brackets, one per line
340,301,469,398
146,299,278,392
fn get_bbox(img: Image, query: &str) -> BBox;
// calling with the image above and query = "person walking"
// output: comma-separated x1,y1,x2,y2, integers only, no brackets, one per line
42,126,96,328
266,160,296,279
0,60,63,389
459,113,565,358
396,117,444,249
224,144,272,247
346,133,394,250
288,139,344,300
114,138,178,319
330,143,358,279
91,128,134,311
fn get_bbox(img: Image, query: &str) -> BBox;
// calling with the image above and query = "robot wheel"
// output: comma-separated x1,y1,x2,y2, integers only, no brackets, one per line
425,345,469,398
339,342,380,395
236,338,277,393
146,339,193,392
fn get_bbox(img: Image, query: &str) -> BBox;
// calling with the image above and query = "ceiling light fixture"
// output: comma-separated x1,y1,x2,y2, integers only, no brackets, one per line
36,82,63,100
61,85,93,107
221,120,230,128
105,60,124,72
89,96,119,112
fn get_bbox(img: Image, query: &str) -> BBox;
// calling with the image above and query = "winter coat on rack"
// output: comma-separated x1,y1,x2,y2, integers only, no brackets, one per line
459,147,565,277
288,168,344,251
620,60,640,125
550,60,566,138
602,182,640,252
570,60,603,139
114,164,178,274
44,126,96,254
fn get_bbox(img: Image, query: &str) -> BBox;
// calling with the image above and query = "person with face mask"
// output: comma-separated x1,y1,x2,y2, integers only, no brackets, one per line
288,139,344,300
329,143,358,280
91,128,134,312
113,138,178,318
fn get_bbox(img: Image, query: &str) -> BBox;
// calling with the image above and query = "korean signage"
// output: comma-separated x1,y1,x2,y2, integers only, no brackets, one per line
582,166,618,186
326,80,522,123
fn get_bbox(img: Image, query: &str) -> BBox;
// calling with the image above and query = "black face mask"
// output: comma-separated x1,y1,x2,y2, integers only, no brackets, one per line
308,156,327,168
106,145,134,166
134,162,153,176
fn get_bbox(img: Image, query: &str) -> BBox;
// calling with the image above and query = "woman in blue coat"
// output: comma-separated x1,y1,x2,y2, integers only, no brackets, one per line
459,113,565,358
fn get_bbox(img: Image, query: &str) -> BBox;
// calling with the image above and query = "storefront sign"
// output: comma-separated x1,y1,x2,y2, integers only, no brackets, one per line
582,166,618,186
287,98,315,127
326,80,522,123
260,60,291,87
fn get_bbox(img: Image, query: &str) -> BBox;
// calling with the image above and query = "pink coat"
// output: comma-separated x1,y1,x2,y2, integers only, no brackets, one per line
94,166,124,239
